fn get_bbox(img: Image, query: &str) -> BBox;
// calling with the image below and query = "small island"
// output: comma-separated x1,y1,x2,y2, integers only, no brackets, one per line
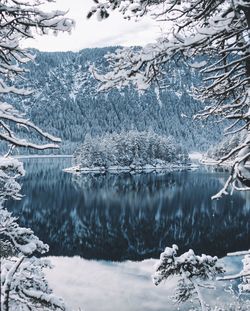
67,130,189,173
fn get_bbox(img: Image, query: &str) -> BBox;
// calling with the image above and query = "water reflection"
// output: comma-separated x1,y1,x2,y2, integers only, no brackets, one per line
7,158,250,260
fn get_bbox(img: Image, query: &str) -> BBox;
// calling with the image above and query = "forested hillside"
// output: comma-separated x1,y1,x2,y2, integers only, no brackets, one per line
5,47,223,154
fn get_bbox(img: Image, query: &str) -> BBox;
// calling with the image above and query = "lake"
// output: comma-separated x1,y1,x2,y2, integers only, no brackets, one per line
7,157,250,260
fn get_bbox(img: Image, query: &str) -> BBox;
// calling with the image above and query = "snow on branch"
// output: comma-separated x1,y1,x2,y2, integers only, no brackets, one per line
0,2,74,309
1,256,69,311
0,158,69,310
0,205,48,256
0,0,74,151
88,0,250,197
210,131,250,199
0,156,24,202
152,245,224,310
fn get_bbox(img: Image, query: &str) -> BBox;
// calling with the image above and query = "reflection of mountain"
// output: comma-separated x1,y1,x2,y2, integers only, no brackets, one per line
7,159,250,261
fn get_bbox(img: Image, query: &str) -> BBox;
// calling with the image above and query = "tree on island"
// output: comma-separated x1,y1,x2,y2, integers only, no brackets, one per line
74,130,188,170
0,1,74,310
87,0,250,199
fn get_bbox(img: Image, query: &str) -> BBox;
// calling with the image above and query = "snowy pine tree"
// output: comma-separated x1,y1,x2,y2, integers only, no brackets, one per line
0,1,74,310
73,130,188,171
153,245,224,311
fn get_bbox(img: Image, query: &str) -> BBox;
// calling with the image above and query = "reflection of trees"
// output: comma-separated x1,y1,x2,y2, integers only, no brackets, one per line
72,171,178,194
8,160,250,261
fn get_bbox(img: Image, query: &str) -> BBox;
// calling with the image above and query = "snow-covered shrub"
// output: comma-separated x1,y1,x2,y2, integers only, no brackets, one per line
0,158,69,311
0,157,24,203
0,1,74,309
74,130,188,169
1,256,67,311
153,245,224,310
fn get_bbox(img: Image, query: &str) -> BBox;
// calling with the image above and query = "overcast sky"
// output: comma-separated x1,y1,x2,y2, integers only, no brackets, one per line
23,0,160,52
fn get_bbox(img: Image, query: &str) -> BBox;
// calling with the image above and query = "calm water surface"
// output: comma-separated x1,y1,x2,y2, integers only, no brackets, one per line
7,157,250,260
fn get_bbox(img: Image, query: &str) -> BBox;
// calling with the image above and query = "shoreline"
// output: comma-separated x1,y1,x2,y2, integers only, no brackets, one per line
14,154,73,159
64,163,198,174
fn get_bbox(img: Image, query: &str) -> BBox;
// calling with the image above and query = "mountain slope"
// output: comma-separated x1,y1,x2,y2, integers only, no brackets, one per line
6,47,223,154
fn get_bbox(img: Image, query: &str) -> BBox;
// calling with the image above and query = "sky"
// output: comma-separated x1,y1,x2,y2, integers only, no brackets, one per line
23,0,160,52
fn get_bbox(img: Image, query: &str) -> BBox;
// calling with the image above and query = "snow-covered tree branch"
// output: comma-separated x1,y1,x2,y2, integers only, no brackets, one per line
153,245,250,310
0,2,75,310
152,244,224,311
88,0,250,198
0,0,74,152
0,158,69,311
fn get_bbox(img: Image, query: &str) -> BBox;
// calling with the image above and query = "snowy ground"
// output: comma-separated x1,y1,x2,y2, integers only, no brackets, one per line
189,152,203,162
189,152,250,169
63,164,195,174
45,256,247,311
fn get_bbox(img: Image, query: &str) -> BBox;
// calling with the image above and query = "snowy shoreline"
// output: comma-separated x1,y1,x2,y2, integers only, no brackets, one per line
64,162,198,174
201,157,250,168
